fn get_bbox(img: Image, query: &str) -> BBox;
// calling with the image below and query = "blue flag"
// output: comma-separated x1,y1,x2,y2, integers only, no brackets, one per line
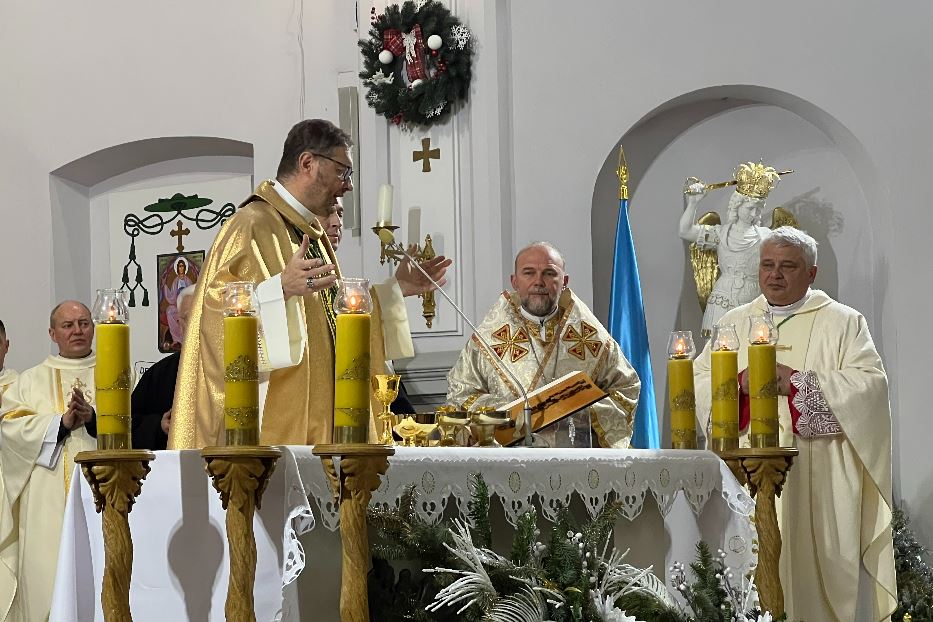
607,195,659,449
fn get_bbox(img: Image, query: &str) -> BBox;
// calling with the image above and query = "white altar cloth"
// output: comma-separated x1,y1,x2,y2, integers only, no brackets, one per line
50,447,754,622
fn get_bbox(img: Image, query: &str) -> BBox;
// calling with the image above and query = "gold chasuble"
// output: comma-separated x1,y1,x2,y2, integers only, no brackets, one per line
169,181,388,448
447,289,640,448
0,355,96,622
693,290,897,621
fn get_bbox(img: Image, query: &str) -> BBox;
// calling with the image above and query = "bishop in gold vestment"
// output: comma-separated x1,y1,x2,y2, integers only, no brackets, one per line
170,119,449,448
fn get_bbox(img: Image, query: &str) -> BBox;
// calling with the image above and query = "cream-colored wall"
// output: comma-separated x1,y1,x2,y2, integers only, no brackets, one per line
1,0,931,546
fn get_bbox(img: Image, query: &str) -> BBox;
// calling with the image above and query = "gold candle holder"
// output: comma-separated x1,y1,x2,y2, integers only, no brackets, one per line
371,223,439,329
92,289,132,450
223,282,259,446
667,331,697,449
372,374,401,446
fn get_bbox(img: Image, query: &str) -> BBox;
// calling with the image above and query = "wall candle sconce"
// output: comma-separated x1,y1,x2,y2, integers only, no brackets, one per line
371,223,438,328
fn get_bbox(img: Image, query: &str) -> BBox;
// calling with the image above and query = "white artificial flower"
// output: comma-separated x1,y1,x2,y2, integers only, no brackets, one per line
755,613,773,622
590,592,643,622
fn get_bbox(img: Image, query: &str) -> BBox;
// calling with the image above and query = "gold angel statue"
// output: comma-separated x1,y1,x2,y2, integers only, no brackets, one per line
678,162,799,336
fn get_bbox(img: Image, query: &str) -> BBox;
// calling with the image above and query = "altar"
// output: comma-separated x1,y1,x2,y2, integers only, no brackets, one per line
50,447,755,621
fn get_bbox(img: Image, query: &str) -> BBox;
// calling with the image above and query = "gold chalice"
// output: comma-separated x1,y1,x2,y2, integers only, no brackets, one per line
372,374,401,446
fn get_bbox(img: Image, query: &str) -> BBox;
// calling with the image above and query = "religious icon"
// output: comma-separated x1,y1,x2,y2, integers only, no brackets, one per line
156,250,204,352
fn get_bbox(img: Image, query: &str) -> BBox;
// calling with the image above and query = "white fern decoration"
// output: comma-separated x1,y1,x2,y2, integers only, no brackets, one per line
425,520,496,614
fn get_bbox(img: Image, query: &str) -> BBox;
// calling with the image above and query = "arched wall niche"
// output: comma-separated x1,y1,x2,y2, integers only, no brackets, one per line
49,137,254,312
589,85,891,447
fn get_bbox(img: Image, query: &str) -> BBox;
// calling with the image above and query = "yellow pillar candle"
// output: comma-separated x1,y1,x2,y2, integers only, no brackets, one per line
224,313,259,446
748,342,778,447
95,322,131,449
334,313,372,443
710,349,739,452
668,357,697,449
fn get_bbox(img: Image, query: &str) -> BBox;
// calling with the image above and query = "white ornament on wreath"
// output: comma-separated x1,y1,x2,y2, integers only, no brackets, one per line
411,78,424,89
450,24,471,50
378,49,395,65
427,34,442,50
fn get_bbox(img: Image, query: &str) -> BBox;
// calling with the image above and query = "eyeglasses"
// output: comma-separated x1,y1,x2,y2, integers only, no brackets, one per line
312,153,354,182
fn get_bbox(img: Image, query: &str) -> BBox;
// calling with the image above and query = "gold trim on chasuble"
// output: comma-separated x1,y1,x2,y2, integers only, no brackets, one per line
55,369,73,495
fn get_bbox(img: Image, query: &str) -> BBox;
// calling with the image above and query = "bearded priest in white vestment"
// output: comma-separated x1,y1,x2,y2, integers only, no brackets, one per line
0,301,98,622
447,242,640,448
693,228,896,621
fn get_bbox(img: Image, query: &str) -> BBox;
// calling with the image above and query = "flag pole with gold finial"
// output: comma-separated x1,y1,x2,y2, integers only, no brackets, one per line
607,145,659,448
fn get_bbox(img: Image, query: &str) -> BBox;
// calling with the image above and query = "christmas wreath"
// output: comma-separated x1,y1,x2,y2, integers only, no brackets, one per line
359,0,473,128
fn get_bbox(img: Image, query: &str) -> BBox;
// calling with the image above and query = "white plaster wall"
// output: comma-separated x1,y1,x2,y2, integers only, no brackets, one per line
506,1,933,541
0,0,356,369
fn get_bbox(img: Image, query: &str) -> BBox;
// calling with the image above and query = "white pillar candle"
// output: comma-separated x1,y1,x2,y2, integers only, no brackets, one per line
407,206,421,247
377,184,393,225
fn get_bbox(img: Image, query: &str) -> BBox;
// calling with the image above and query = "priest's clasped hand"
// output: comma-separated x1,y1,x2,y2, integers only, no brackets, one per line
282,234,338,298
739,363,795,396
395,246,453,297
62,387,94,430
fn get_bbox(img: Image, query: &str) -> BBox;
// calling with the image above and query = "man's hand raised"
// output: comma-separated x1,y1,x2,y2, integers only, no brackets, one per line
281,234,338,299
395,247,453,297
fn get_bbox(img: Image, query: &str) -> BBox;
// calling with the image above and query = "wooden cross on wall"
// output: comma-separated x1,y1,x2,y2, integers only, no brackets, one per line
171,220,190,252
413,137,441,173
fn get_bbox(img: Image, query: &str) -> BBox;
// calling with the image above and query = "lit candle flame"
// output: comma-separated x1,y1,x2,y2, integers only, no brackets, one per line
674,338,686,356
348,294,361,311
754,325,769,344
108,303,116,322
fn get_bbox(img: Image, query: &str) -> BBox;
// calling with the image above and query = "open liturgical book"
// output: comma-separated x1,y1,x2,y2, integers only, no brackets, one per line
494,371,608,446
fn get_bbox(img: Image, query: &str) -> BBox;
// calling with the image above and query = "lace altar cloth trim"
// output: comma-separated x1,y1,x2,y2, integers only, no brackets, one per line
282,447,756,590
290,447,753,529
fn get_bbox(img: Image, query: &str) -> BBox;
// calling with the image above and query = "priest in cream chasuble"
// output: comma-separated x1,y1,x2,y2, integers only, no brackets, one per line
0,302,97,622
693,229,896,621
447,243,640,448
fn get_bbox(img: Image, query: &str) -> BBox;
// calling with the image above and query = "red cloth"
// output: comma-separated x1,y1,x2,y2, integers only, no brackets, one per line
738,368,803,434
383,24,428,82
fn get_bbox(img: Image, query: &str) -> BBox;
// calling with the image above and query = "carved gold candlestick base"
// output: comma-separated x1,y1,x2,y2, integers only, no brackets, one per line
720,447,797,618
201,446,282,622
313,444,394,622
75,449,155,622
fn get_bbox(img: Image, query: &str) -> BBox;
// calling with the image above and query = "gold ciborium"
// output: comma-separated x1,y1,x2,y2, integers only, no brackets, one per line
372,374,401,446
468,409,513,447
